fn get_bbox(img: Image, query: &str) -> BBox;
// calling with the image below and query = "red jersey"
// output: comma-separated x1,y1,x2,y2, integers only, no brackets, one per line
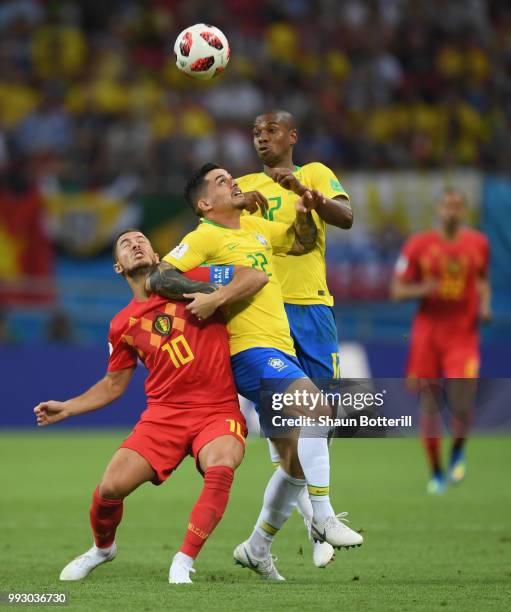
395,228,489,333
107,294,238,409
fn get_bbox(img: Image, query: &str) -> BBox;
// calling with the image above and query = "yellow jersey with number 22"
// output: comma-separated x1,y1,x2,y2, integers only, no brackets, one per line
163,215,296,357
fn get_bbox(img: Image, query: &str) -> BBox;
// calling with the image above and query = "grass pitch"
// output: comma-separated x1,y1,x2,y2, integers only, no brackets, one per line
1,432,510,611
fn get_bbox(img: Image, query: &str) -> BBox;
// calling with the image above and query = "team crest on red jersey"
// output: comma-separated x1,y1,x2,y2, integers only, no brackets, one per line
153,314,172,336
446,258,462,275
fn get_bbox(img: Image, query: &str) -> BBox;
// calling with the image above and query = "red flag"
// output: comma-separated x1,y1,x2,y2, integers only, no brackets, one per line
0,186,55,305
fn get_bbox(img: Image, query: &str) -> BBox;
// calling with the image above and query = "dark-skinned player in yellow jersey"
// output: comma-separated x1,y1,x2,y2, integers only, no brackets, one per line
237,110,354,568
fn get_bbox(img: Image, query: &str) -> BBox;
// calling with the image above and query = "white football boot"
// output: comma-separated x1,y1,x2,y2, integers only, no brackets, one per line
59,543,117,581
312,540,336,568
169,554,195,584
303,517,336,567
233,540,285,581
311,512,363,549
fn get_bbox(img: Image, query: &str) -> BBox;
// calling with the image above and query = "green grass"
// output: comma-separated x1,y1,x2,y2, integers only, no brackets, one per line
1,432,510,611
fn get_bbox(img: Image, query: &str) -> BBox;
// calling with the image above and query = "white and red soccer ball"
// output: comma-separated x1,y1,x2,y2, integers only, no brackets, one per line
174,23,230,80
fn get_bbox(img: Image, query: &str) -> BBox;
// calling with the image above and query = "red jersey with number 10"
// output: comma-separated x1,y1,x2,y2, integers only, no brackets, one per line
108,294,238,409
395,228,489,333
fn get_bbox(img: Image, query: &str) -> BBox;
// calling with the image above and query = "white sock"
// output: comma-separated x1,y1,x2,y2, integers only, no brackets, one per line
93,543,114,556
267,439,280,467
248,467,306,558
295,485,313,523
173,551,194,568
297,436,335,523
310,497,335,523
267,439,315,526
268,438,316,526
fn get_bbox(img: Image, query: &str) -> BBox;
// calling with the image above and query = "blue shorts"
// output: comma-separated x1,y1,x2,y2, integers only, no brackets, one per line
231,347,305,405
284,303,340,379
211,271,339,378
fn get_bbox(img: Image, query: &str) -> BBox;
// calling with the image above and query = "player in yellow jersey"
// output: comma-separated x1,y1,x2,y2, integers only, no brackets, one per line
155,163,363,581
237,110,354,568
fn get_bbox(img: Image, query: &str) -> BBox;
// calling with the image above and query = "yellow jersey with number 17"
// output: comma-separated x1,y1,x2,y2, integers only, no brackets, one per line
237,162,349,306
163,215,296,357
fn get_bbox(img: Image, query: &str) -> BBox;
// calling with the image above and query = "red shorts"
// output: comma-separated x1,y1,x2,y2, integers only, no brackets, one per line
120,404,247,485
407,324,480,379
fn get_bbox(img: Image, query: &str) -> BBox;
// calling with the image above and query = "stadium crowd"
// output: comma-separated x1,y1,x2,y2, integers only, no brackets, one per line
0,0,510,194
1,0,510,342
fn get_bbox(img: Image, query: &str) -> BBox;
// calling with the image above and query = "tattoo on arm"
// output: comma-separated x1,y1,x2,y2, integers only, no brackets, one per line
290,212,318,254
148,266,217,300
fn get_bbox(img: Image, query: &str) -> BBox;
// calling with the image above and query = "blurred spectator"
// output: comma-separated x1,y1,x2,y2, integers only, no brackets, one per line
0,0,508,191
0,0,43,32
14,89,74,155
30,3,85,79
0,308,17,344
46,310,74,344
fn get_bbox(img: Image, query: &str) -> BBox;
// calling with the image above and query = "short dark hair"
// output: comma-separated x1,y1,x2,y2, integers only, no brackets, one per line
112,228,145,263
254,110,296,130
184,163,220,217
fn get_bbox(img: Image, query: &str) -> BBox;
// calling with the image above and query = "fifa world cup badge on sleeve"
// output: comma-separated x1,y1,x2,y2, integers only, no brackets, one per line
169,243,189,260
210,265,234,286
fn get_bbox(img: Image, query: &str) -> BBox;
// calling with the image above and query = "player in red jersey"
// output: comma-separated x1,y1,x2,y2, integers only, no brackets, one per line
34,229,267,584
391,189,491,494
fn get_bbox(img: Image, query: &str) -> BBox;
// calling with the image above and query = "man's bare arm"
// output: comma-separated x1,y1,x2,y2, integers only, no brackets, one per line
289,212,318,255
286,191,318,255
216,266,269,303
34,368,135,426
243,190,269,215
269,167,353,229
477,276,492,322
146,262,217,299
390,277,437,301
184,266,269,320
315,195,353,229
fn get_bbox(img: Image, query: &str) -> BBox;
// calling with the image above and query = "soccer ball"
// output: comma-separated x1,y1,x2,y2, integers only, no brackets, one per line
173,23,230,80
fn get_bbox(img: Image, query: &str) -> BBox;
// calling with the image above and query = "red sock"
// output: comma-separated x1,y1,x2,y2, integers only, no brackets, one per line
180,466,234,559
420,412,443,477
90,486,124,548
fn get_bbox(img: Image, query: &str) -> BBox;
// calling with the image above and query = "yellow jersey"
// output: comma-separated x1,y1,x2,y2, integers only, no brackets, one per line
237,162,349,306
163,215,296,357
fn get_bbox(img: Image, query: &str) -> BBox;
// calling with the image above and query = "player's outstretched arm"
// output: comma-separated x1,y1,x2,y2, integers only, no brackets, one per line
390,277,437,301
146,262,217,299
33,368,135,426
184,266,269,320
268,167,353,229
477,277,492,323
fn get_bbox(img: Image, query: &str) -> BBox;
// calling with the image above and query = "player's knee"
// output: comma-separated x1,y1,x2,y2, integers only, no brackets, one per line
275,444,304,478
282,455,304,479
204,451,242,470
199,434,245,471
207,458,239,470
98,479,126,500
